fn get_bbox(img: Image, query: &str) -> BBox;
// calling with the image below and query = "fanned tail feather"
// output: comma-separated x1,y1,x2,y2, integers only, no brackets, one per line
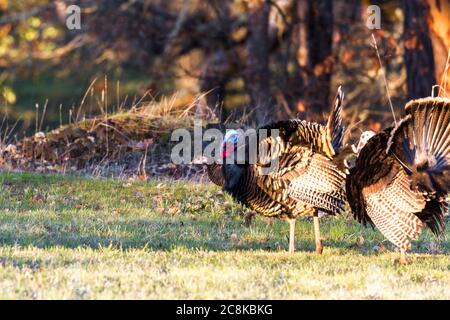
387,97,450,195
326,86,345,152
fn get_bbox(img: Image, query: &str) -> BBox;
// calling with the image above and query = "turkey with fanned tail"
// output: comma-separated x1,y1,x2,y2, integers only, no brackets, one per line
207,87,354,253
346,97,450,263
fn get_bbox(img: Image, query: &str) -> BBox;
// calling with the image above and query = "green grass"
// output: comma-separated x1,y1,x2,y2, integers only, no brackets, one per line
0,172,449,299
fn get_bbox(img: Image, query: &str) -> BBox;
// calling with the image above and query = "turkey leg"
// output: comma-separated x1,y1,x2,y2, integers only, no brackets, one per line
313,211,323,254
399,248,409,264
288,218,296,254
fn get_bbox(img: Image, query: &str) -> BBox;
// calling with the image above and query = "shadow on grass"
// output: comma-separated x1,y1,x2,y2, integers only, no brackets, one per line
0,214,377,255
0,256,43,270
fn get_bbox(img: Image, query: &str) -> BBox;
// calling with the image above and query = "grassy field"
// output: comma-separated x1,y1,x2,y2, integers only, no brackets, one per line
0,172,449,299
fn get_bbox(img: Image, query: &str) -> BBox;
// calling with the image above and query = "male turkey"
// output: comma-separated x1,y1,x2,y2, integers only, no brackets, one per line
346,97,450,263
217,87,353,253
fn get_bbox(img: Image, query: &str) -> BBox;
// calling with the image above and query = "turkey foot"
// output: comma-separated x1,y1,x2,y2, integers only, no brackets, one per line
313,213,323,254
396,249,410,265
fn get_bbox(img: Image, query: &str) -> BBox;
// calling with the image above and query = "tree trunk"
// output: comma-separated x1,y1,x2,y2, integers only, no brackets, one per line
200,50,231,123
426,0,450,96
403,0,436,100
246,0,274,125
304,0,334,120
334,0,362,40
199,1,234,122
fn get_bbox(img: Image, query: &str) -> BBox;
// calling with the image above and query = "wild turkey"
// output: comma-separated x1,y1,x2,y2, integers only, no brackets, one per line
217,87,353,253
346,97,450,263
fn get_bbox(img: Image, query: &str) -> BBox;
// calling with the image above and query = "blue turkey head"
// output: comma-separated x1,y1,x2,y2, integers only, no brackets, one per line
221,129,240,159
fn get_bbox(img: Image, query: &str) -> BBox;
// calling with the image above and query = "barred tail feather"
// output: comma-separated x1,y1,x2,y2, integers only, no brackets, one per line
363,170,426,250
326,86,345,152
387,97,450,195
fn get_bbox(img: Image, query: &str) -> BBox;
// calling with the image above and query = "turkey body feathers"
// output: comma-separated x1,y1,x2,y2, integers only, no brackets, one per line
347,97,450,250
223,162,299,218
206,162,224,187
223,118,349,220
346,129,395,227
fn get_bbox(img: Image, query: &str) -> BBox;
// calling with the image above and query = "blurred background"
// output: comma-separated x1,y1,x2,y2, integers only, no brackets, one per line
0,0,449,165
